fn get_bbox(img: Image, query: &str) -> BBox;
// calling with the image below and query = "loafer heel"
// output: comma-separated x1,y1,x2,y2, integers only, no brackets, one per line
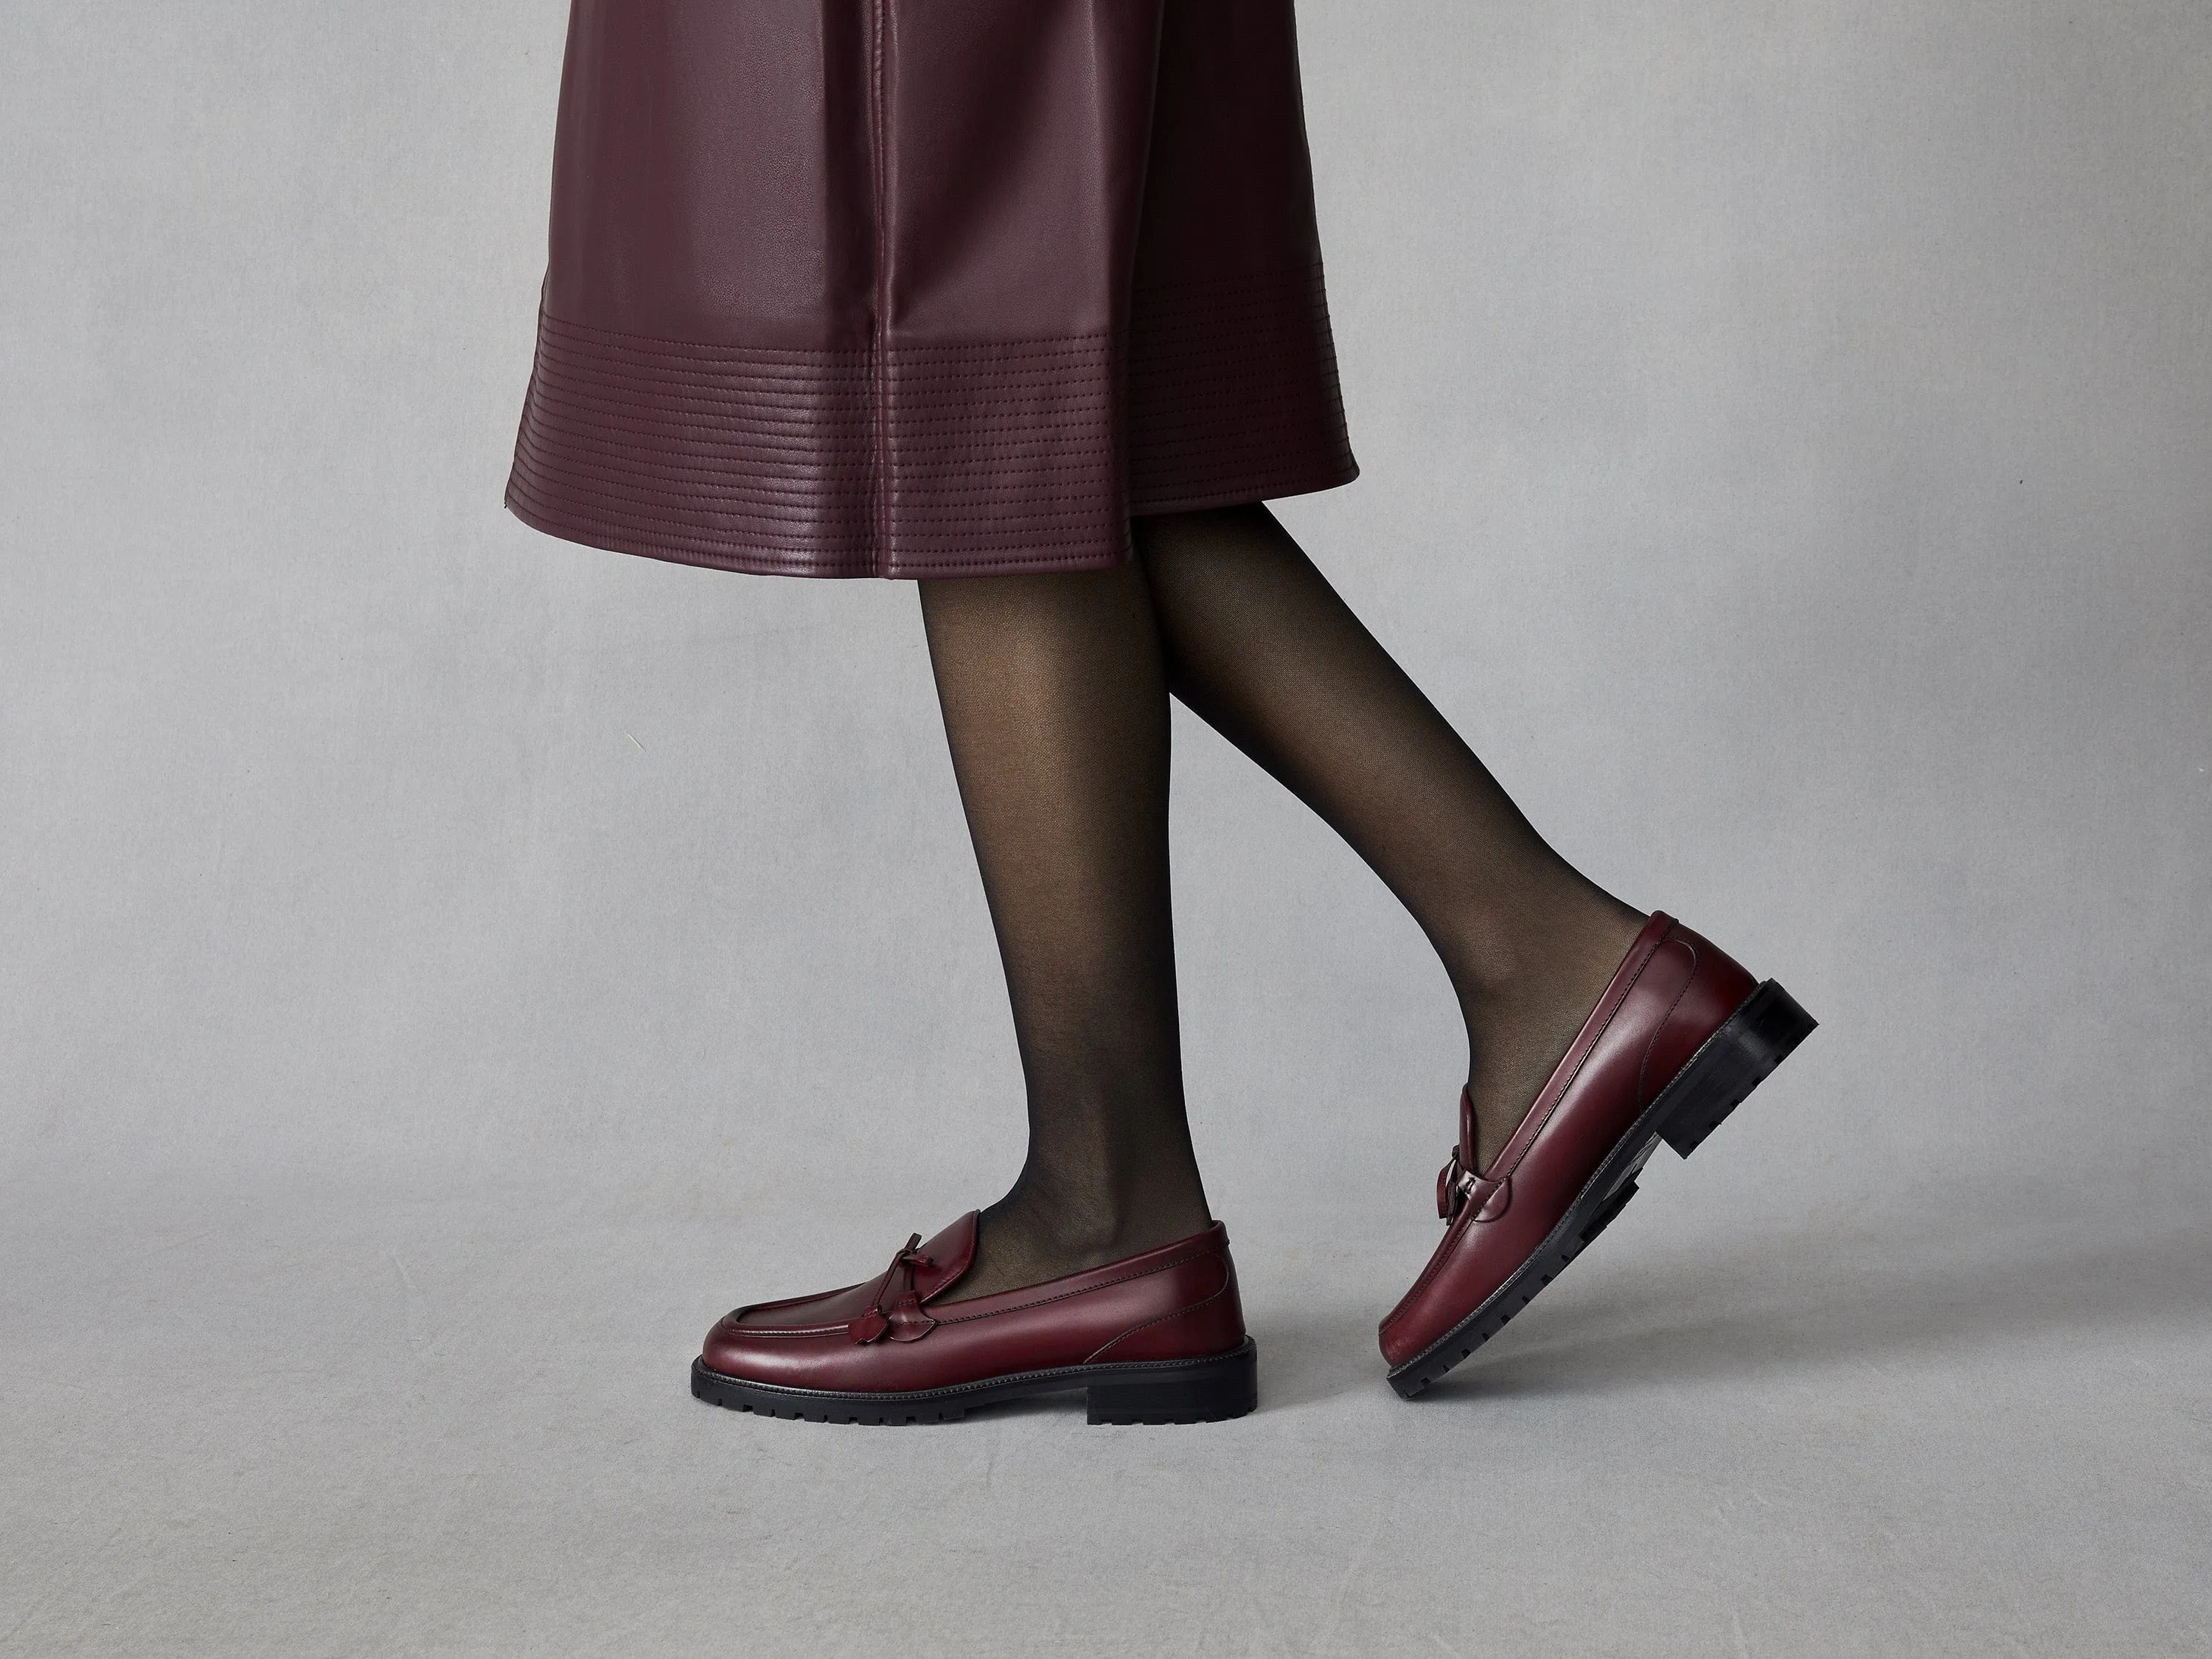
1655,980,1819,1158
1086,1340,1258,1425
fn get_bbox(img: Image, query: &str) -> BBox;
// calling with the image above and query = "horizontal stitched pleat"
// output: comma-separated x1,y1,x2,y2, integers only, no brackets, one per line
508,309,1130,577
1125,262,1357,515
507,271,1354,578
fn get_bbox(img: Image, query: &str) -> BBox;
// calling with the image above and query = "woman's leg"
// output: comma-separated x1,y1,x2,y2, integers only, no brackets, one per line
919,565,1211,1301
1134,504,1647,1172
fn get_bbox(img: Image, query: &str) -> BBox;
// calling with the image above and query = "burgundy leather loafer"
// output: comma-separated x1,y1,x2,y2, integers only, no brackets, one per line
692,1214,1256,1425
1380,912,1815,1397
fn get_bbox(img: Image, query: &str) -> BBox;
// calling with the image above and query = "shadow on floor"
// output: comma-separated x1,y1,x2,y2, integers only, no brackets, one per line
1251,1215,2212,1412
1427,1216,2212,1403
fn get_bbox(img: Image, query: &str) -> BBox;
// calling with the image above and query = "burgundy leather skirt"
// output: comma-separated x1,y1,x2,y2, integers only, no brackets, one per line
505,1,1358,580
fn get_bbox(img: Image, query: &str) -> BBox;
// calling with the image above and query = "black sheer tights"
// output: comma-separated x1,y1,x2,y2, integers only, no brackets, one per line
919,504,1644,1301
919,567,1212,1298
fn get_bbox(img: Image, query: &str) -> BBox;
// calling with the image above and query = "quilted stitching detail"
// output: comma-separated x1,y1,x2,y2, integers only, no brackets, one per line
507,261,1356,580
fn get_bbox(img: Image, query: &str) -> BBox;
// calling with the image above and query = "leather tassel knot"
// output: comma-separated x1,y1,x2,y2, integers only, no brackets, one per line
849,1234,940,1344
1436,1147,1510,1222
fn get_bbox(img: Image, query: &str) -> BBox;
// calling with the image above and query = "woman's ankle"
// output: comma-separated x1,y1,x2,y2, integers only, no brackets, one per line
947,1186,1212,1302
1456,901,1649,1169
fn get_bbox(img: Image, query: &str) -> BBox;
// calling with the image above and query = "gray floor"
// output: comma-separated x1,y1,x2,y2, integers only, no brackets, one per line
7,1,2211,1651
6,1162,2206,1657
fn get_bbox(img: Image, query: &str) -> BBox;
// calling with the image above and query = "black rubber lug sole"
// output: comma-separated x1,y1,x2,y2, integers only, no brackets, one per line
1389,980,1816,1399
690,1338,1258,1426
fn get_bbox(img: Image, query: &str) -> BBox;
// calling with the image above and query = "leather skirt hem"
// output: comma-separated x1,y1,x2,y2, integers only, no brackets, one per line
508,258,1357,581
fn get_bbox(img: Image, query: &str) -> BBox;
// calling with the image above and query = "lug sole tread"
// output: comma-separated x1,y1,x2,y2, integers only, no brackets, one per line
690,1338,1259,1427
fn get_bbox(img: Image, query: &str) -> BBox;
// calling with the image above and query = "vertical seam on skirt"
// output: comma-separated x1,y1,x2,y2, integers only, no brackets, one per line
868,0,891,574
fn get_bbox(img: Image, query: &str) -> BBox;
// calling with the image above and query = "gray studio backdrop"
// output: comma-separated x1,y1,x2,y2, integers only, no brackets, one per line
4,3,2208,1656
